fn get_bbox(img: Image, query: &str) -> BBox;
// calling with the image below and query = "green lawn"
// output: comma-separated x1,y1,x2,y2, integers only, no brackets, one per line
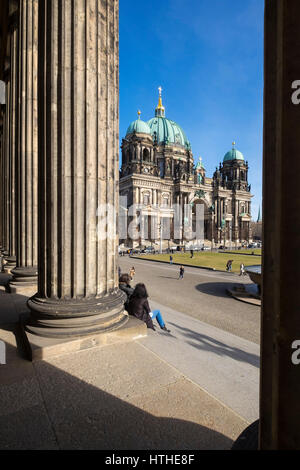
136,251,261,273
225,248,262,256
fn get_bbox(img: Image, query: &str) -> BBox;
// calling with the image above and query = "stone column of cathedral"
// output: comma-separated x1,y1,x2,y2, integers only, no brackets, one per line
26,0,127,338
233,199,238,242
10,0,39,295
179,193,183,243
217,197,221,243
4,26,18,274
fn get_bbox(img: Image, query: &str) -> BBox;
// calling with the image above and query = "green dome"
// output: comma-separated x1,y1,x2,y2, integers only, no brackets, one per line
147,116,191,149
126,119,151,136
223,147,245,163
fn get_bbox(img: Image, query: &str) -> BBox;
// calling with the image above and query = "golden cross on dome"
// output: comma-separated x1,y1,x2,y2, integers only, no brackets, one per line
155,86,165,117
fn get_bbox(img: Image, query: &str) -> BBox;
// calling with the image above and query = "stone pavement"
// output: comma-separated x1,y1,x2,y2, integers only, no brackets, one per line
120,257,261,344
0,291,249,450
142,300,259,423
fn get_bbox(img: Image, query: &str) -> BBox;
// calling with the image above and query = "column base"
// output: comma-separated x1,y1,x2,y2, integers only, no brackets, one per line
19,313,147,361
9,266,38,297
26,289,129,339
3,256,16,274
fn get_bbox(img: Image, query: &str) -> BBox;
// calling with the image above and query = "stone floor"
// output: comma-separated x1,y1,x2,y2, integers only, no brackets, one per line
0,287,248,450
120,257,261,343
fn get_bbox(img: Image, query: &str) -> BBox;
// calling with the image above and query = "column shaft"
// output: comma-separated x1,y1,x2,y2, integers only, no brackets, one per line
27,0,126,338
10,0,39,294
261,0,300,449
0,105,5,253
4,27,18,273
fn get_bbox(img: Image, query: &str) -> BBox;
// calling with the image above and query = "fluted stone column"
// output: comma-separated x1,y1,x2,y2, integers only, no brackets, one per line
1,101,8,259
3,81,11,266
0,107,4,252
10,0,38,295
4,26,18,274
260,0,300,449
26,0,127,338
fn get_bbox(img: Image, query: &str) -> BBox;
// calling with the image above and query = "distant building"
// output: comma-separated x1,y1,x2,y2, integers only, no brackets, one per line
251,206,263,240
120,89,253,247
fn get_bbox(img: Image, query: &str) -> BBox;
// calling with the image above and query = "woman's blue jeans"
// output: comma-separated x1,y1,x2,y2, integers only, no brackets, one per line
150,310,165,328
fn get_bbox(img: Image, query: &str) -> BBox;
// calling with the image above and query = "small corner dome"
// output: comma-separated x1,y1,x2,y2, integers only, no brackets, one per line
223,146,245,163
126,119,151,136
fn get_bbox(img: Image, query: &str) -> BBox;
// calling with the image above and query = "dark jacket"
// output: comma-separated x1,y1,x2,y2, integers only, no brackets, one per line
119,283,134,310
127,296,154,329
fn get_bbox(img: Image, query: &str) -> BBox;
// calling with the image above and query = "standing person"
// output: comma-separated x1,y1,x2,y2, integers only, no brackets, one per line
239,263,245,276
190,249,194,258
179,265,185,280
170,255,173,265
118,266,121,279
127,283,170,332
129,266,135,280
226,260,233,272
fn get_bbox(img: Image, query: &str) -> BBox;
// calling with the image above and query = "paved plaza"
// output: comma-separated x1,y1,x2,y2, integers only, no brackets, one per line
120,256,261,344
0,259,260,449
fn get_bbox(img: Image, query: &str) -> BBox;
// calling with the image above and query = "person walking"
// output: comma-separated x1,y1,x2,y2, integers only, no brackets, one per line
129,266,136,280
226,260,233,272
190,249,194,258
127,283,170,332
170,255,173,265
179,265,185,280
239,263,245,276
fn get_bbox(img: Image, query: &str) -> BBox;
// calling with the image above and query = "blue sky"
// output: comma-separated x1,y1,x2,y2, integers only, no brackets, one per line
119,0,264,221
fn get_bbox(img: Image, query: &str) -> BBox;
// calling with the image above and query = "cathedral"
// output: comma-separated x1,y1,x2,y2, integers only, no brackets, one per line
119,89,253,248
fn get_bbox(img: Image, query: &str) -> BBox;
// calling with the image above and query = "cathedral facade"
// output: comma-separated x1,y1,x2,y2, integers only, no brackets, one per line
119,89,253,248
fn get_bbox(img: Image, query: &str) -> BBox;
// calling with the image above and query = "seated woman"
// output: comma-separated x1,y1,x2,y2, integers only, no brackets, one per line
119,274,134,311
127,283,170,333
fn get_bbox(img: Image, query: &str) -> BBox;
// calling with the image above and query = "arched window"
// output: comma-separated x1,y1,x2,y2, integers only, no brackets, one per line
162,196,169,207
143,148,150,162
123,149,129,165
159,161,165,178
143,193,150,206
